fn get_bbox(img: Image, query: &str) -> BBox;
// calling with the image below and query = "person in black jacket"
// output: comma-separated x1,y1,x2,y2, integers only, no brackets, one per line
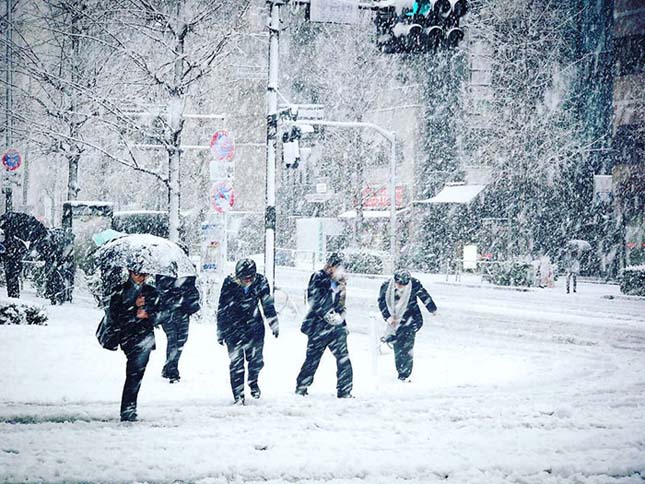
109,267,160,421
217,259,279,405
378,269,437,382
295,252,353,398
156,275,201,383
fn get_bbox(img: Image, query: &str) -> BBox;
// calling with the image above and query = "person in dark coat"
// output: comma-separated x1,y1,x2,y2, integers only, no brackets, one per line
156,275,200,383
109,267,160,422
217,259,279,405
0,212,48,298
295,252,353,398
41,228,76,305
378,269,437,381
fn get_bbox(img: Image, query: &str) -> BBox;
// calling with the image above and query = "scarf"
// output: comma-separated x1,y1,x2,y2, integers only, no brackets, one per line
385,277,412,323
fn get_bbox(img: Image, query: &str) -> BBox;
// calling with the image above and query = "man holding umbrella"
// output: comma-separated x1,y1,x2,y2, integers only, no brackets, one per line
108,257,160,422
217,258,279,405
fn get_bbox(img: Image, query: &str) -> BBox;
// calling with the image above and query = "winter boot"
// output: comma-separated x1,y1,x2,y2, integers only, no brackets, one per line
295,387,308,396
249,383,261,399
233,395,245,406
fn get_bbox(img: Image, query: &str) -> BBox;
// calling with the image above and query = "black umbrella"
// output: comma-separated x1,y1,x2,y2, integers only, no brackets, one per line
0,212,48,257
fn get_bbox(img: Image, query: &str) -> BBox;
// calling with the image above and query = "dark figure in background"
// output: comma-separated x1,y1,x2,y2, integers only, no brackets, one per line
109,268,160,422
378,269,437,382
42,228,76,305
217,259,279,405
156,275,200,383
0,212,48,298
562,250,580,294
296,252,353,399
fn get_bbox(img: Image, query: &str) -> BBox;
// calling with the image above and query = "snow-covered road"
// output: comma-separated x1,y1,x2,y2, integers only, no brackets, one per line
1,271,644,483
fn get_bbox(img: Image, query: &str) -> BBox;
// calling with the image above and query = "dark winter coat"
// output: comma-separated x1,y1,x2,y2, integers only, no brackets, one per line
301,269,347,337
217,273,277,343
378,277,436,333
109,279,160,350
156,275,201,316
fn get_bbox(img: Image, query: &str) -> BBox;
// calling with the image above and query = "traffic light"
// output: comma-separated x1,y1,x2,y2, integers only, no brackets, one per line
282,126,301,169
375,0,468,54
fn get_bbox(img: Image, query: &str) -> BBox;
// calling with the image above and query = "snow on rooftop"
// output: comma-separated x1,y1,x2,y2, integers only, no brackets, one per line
338,208,409,219
417,184,487,204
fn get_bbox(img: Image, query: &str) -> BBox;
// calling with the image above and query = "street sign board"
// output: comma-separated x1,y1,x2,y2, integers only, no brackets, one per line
362,185,407,209
310,0,359,24
210,181,235,214
210,130,235,162
2,148,22,172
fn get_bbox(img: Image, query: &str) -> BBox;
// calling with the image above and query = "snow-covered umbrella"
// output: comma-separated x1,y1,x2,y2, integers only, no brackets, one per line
566,239,592,251
94,234,196,278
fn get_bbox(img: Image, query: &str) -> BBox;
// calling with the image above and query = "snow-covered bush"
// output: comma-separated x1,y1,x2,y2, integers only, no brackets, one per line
0,301,48,326
344,249,387,275
620,266,645,296
485,262,535,287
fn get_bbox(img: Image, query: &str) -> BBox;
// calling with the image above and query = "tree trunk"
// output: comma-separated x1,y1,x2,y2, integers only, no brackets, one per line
167,1,185,242
66,2,81,201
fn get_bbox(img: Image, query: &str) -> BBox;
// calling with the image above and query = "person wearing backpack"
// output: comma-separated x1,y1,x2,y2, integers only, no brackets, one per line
295,252,353,399
217,259,279,405
156,275,201,383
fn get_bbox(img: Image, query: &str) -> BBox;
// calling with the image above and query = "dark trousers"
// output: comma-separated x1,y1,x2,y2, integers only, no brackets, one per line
226,332,264,400
296,326,353,397
161,313,189,379
120,336,153,418
566,272,577,293
4,259,21,298
393,330,415,379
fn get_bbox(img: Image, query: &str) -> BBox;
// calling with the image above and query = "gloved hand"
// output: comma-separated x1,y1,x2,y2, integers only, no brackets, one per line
324,310,344,326
272,327,279,338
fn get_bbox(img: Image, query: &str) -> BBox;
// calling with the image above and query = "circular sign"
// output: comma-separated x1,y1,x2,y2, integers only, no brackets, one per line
210,130,235,162
2,148,22,172
210,182,235,214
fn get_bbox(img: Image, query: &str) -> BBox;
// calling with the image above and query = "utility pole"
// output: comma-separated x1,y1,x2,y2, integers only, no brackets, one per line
4,0,14,212
265,0,282,290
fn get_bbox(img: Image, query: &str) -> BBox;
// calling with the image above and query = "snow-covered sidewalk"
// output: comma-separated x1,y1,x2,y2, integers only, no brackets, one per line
1,272,644,483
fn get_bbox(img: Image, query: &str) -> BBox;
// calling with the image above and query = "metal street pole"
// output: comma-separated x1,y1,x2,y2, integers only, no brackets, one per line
265,0,282,291
4,0,14,212
389,135,397,270
293,119,397,269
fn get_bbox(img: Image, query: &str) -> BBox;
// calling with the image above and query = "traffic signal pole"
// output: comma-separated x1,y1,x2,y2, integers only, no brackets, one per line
264,0,404,288
265,0,282,290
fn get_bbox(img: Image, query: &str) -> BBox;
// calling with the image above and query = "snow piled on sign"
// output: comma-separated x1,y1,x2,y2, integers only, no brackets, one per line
420,184,487,204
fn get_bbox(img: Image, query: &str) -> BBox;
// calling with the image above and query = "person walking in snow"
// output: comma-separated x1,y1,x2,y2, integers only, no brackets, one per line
377,269,437,382
562,249,580,294
217,259,279,405
295,252,353,399
109,264,160,422
156,274,200,383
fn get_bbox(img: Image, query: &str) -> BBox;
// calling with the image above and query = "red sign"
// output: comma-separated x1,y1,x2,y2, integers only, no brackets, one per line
210,130,235,162
210,182,235,214
2,148,22,171
361,185,406,209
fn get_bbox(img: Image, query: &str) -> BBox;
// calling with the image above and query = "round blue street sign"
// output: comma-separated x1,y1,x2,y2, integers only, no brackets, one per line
2,148,22,172
210,130,235,162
